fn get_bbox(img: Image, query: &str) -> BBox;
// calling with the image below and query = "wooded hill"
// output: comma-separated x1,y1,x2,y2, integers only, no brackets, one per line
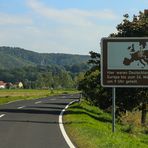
0,46,89,70
0,46,90,89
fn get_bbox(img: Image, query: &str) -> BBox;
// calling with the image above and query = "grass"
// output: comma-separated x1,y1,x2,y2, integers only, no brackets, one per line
0,89,78,104
64,100,148,148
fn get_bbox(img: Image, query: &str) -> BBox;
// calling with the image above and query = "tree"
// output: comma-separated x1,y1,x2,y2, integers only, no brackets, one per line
110,11,148,125
78,11,148,125
111,12,148,37
78,51,112,109
58,70,74,88
74,72,85,88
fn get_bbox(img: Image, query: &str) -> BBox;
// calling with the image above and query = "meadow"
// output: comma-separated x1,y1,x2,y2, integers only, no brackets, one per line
0,89,78,104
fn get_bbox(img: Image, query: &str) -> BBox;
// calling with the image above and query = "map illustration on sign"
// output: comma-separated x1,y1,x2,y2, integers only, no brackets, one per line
123,41,148,68
108,41,148,69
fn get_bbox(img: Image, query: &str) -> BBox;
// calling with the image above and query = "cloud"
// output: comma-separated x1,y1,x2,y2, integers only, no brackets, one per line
0,13,33,25
0,0,119,55
0,21,116,54
26,0,118,27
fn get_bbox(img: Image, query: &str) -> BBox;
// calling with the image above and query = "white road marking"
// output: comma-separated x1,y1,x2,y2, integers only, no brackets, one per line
0,114,5,118
5,100,22,105
18,106,25,109
61,96,66,98
51,98,56,101
35,101,42,104
59,100,79,148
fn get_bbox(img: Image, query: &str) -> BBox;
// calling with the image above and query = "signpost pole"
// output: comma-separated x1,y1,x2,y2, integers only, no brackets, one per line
112,87,116,133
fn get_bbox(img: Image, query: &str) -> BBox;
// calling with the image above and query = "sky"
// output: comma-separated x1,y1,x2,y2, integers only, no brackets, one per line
0,0,147,55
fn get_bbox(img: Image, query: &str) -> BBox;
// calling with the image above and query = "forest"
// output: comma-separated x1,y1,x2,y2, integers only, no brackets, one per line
0,47,89,89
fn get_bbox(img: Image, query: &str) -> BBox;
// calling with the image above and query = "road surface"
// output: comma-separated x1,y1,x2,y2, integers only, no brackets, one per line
0,93,80,148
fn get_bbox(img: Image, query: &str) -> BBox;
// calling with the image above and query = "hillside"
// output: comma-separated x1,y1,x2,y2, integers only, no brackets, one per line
0,46,90,69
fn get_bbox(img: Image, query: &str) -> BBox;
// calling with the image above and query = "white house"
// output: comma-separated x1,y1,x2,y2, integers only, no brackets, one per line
0,81,6,88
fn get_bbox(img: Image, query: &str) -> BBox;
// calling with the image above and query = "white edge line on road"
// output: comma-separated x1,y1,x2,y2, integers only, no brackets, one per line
5,100,22,105
18,106,25,109
59,100,79,148
0,114,5,118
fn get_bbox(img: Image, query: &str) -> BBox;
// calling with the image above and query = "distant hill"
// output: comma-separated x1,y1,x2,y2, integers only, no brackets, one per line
0,46,90,70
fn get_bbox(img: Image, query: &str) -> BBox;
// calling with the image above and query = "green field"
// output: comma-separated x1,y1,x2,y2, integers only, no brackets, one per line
64,100,148,148
0,89,78,104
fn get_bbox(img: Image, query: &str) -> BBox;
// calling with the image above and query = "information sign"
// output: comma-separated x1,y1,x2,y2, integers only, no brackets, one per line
101,38,148,87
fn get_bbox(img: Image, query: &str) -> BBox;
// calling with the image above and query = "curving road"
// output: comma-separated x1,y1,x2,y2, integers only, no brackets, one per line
0,93,80,148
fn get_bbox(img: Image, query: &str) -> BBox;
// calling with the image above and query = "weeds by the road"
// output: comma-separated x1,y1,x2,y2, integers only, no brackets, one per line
64,100,148,148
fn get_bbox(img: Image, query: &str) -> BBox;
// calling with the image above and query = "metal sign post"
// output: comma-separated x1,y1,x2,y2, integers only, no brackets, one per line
112,87,116,132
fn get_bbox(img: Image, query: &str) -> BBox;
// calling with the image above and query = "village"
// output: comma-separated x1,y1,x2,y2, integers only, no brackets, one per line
0,81,23,89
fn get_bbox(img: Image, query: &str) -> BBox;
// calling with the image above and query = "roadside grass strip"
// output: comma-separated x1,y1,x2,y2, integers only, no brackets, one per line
64,100,148,148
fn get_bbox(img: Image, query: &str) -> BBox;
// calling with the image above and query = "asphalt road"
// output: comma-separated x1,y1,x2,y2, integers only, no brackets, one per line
0,93,80,148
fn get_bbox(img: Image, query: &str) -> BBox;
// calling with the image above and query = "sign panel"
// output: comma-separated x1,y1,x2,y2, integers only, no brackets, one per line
101,38,148,87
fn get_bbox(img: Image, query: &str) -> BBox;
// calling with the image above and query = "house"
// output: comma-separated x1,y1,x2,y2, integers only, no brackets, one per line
0,81,6,88
18,82,23,88
0,81,24,89
14,82,24,88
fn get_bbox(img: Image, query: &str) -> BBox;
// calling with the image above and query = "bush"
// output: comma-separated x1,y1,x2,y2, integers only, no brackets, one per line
120,110,141,127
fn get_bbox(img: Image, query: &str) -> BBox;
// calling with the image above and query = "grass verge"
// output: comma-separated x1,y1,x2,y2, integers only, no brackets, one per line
64,100,148,148
0,89,78,104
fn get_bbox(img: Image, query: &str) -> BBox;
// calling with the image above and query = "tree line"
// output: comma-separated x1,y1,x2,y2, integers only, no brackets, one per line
0,65,85,89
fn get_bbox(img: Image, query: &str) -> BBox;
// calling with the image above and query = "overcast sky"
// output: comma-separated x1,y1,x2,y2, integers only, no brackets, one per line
0,0,147,55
